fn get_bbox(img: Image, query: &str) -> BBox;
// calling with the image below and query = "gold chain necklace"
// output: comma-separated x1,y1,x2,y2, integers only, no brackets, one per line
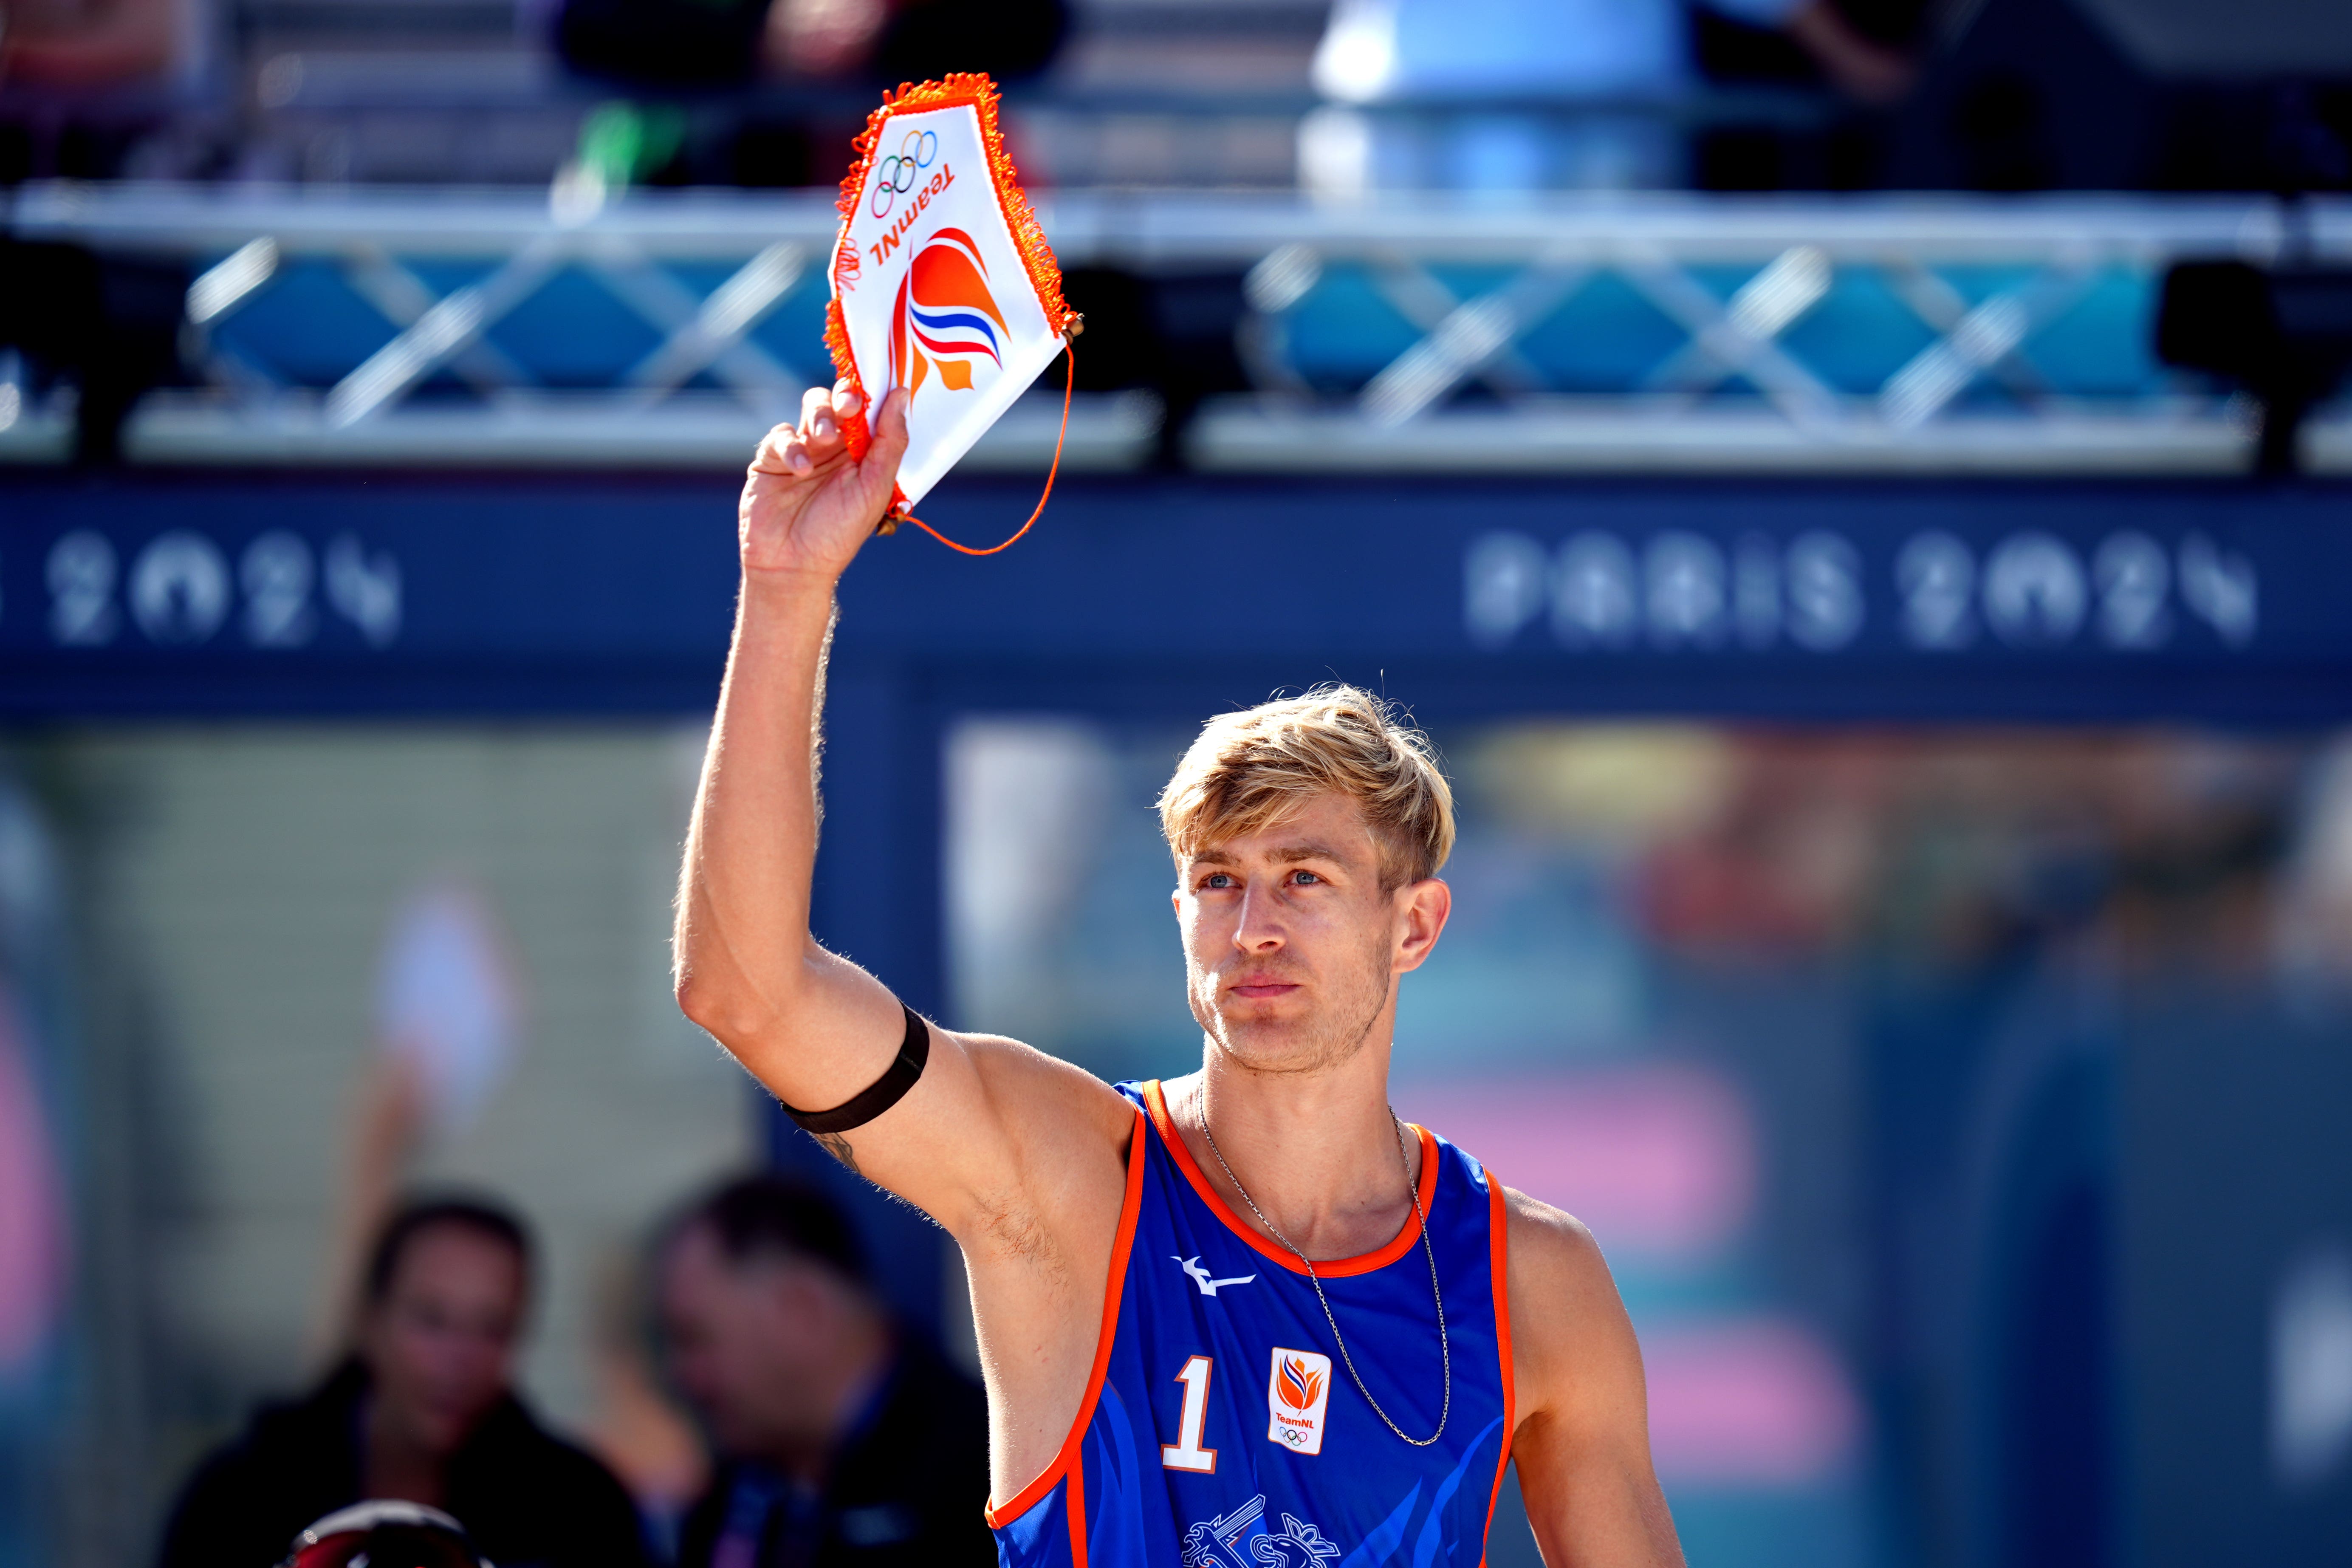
1197,1094,1451,1448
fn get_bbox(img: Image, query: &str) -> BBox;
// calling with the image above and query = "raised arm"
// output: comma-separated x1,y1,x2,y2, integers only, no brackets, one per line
1504,1191,1686,1568
672,382,1129,1239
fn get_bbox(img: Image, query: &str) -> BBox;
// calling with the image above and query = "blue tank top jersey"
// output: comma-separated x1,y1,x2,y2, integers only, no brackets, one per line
986,1080,1516,1568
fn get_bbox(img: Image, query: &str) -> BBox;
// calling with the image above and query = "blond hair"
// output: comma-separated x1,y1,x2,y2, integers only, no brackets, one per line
1157,685,1455,889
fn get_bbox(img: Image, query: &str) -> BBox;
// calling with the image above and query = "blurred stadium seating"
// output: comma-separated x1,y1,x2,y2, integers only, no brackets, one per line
195,0,1838,187
172,0,1335,187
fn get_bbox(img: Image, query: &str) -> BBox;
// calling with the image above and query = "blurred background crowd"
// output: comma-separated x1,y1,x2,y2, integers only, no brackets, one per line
0,0,2346,193
3,3,2352,1568
11,707,2352,1568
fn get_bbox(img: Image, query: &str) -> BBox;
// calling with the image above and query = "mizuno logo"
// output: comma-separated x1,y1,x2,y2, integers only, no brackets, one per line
1174,1256,1256,1296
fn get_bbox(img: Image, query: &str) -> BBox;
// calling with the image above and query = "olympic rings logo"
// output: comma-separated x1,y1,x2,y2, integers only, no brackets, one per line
869,130,939,219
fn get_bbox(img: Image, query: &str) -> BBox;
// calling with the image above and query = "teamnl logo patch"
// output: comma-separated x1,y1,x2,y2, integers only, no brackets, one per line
1267,1349,1333,1455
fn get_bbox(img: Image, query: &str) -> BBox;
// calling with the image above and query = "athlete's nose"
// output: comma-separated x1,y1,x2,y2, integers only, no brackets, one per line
1232,882,1285,952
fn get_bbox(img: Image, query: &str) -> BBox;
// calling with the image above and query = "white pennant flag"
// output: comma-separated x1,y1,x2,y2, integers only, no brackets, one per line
827,76,1077,517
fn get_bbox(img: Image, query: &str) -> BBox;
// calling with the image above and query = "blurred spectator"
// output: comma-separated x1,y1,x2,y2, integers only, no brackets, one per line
158,1197,651,1568
658,1175,992,1568
0,0,220,178
860,0,1067,88
0,0,190,88
0,0,185,89
586,1244,712,1559
555,0,770,93
1304,0,1912,191
556,0,1065,89
0,240,184,463
553,0,1065,187
310,883,523,1358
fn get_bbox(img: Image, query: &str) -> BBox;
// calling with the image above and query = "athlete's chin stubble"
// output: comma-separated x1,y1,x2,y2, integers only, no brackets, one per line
1188,942,1395,1077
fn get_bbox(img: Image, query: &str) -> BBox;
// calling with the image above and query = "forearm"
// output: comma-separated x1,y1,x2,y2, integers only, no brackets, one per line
675,385,1031,1175
1519,1428,1683,1568
675,566,895,1089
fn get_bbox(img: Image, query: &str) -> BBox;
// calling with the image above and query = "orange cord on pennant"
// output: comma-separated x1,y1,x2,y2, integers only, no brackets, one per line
890,335,1075,557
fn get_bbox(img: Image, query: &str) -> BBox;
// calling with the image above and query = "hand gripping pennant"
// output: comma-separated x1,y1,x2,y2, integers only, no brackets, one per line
825,74,1081,554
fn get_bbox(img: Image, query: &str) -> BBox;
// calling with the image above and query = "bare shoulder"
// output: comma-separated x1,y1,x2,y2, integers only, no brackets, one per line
920,1025,1138,1249
953,1026,1139,1137
1498,1186,1646,1425
830,1018,1135,1251
1501,1187,1612,1292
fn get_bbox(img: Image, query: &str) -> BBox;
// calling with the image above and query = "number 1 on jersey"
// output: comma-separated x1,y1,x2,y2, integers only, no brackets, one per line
1161,1355,1219,1473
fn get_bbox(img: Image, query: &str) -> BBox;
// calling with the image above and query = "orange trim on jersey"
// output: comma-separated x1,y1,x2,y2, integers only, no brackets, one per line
1139,1079,1438,1280
1066,1447,1089,1568
983,1106,1148,1531
1478,1169,1517,1568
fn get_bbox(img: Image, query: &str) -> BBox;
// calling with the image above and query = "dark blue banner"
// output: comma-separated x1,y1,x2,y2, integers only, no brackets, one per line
2,471,2347,722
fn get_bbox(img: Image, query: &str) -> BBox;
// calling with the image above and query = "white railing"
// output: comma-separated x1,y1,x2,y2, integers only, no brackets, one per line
6,182,2348,473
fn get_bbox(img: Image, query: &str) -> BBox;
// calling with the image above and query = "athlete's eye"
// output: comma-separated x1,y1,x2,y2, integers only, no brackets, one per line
1290,870,1321,885
1202,872,1235,890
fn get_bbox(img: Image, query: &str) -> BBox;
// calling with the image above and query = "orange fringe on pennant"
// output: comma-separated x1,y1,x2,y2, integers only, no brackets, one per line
822,71,1078,525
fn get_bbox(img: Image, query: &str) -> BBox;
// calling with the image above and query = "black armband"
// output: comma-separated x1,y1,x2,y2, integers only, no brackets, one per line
783,1004,930,1134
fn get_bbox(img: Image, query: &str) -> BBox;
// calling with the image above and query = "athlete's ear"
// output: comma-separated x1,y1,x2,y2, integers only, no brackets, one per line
1392,877,1450,974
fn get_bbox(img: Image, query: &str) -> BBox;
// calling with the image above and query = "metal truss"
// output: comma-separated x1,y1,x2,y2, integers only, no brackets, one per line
5,183,2348,473
1187,195,2352,473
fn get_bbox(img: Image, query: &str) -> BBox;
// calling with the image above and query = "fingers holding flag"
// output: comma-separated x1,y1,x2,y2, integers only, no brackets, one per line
753,381,860,478
738,383,913,580
861,382,911,488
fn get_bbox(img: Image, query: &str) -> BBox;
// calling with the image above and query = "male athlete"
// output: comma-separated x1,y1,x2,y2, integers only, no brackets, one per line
675,383,1685,1568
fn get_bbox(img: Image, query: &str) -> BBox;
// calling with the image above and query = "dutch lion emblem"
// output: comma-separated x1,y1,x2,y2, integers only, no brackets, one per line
889,226,1007,401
